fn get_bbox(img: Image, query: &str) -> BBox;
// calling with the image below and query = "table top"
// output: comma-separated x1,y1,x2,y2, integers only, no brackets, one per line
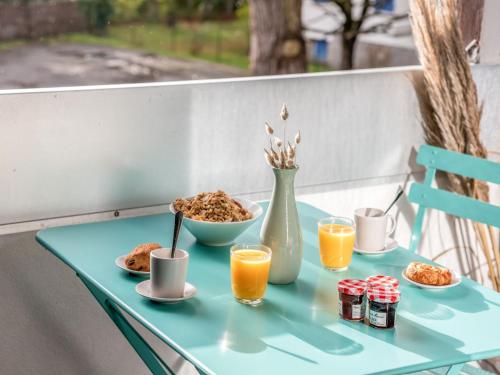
36,202,500,375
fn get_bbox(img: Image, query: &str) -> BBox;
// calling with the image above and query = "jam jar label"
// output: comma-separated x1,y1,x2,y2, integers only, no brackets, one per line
369,309,388,327
351,304,362,319
338,300,363,319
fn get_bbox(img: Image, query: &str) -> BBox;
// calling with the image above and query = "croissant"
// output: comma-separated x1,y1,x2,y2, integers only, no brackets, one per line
405,261,452,286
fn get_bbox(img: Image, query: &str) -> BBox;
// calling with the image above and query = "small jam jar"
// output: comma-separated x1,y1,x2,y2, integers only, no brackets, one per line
337,279,368,321
366,275,400,289
367,287,400,329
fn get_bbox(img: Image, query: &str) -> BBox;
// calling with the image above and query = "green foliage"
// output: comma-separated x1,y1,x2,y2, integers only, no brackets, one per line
0,40,26,51
308,62,330,73
160,0,243,20
52,21,250,69
112,0,143,22
235,2,248,21
78,0,114,33
110,0,185,23
75,0,245,24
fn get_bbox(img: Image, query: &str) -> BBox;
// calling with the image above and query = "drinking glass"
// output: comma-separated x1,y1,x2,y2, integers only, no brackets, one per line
318,217,356,271
230,244,271,306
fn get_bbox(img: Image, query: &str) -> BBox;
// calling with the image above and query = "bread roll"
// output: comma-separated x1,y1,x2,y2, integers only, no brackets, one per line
125,243,161,272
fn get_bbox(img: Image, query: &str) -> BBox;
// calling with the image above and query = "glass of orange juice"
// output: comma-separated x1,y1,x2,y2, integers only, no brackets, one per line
230,244,271,306
318,217,356,271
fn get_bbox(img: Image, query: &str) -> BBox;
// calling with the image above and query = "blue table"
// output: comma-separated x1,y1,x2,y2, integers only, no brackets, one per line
36,202,500,375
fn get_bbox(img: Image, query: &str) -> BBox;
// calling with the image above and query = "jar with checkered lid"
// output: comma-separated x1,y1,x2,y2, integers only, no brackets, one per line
367,287,400,329
366,275,400,289
337,279,368,321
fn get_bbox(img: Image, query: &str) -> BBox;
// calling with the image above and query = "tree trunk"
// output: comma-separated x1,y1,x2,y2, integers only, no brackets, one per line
248,0,307,75
146,0,160,22
22,0,33,40
334,0,370,70
225,0,234,16
340,34,356,70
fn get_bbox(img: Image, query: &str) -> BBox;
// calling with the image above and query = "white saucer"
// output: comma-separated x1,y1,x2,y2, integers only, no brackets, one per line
354,239,399,255
115,255,150,277
402,269,462,290
136,280,197,303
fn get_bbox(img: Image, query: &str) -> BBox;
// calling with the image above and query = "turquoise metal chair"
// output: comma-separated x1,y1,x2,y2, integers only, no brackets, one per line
408,144,500,375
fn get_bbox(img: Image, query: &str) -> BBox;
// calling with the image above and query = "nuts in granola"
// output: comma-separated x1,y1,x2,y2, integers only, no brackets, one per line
173,191,252,222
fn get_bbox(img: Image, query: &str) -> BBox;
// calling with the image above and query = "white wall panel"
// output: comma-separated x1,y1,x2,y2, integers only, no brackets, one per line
1,65,499,227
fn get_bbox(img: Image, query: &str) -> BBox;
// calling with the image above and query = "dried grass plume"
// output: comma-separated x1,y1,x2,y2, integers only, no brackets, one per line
409,0,499,290
264,103,301,169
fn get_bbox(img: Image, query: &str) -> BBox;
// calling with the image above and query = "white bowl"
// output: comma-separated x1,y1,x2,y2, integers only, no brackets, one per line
169,197,263,246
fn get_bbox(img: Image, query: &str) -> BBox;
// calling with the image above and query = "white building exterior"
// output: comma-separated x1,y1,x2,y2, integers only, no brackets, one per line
302,0,417,69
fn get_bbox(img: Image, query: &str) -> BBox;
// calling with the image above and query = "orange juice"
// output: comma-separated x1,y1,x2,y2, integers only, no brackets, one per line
230,246,271,305
318,223,356,270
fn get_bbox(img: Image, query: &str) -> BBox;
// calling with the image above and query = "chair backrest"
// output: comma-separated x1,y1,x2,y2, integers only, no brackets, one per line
408,145,500,252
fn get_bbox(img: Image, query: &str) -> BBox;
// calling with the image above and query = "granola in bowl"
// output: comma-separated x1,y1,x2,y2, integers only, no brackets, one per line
173,191,253,222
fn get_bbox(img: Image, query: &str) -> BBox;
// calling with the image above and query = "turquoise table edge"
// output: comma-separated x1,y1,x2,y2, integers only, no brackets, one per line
36,230,213,375
35,201,500,375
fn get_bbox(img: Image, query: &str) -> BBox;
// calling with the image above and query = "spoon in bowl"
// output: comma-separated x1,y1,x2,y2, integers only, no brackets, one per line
170,211,184,258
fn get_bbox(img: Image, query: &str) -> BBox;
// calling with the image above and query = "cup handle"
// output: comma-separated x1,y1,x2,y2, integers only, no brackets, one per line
386,215,396,236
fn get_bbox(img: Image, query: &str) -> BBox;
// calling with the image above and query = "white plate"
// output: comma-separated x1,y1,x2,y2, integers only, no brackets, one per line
115,255,150,277
354,239,399,255
401,269,462,289
136,280,197,303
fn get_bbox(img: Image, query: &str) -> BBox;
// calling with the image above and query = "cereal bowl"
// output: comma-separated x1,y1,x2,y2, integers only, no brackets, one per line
169,198,263,246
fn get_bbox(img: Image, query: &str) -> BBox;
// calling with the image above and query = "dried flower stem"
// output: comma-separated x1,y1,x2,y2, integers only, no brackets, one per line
263,103,301,169
265,122,274,135
264,149,277,168
410,0,499,290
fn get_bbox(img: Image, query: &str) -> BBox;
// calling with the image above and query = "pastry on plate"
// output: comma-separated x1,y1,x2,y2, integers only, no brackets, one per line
405,261,452,286
125,243,161,272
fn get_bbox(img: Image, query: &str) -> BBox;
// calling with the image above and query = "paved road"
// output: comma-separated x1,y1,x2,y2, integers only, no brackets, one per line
0,42,247,89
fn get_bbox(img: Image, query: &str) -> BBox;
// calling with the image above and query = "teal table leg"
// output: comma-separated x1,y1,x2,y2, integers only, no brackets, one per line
78,274,173,375
446,363,465,375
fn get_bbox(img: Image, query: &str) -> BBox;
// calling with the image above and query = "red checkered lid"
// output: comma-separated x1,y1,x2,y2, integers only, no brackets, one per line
367,286,400,303
366,275,400,288
337,279,368,296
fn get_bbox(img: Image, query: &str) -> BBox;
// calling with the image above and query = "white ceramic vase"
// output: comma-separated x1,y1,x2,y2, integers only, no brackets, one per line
260,167,303,284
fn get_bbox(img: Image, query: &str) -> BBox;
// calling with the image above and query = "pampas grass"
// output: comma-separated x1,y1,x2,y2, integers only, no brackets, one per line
410,0,499,290
264,103,301,169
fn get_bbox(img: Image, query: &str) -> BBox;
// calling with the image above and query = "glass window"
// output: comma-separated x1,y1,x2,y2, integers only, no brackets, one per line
0,0,418,89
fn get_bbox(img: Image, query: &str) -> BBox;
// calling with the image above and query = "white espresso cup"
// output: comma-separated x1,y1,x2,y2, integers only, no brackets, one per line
150,248,189,298
354,208,396,251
